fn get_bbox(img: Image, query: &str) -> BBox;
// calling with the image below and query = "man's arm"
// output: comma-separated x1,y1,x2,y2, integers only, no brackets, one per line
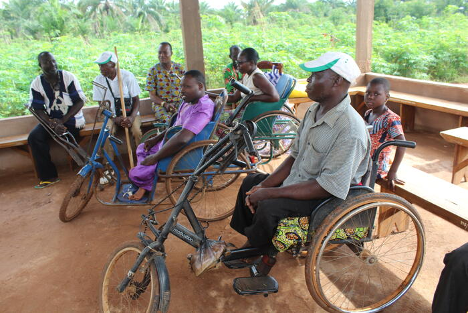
121,95,140,128
248,179,331,207
149,90,164,105
61,99,84,124
141,128,194,165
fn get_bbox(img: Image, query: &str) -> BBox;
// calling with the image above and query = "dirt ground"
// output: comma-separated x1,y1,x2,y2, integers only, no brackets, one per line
0,131,467,313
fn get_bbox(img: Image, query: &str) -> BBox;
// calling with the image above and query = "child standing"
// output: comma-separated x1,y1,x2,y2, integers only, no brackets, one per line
364,77,406,191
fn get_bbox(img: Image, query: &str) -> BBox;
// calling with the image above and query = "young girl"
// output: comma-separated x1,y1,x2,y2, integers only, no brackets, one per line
364,77,406,190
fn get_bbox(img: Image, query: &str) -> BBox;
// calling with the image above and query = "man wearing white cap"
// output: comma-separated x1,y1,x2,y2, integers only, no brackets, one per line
92,51,142,160
231,52,371,249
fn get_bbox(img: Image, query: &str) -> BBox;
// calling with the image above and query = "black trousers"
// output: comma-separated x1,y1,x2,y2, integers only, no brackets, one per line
230,173,327,248
28,123,80,181
432,242,468,313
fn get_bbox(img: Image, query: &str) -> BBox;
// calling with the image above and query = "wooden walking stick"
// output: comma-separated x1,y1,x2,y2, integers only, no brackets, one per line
114,46,135,168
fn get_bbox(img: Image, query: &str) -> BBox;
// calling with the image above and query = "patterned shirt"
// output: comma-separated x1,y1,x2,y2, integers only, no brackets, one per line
364,108,404,178
145,61,185,105
223,63,243,93
283,95,370,200
29,70,86,129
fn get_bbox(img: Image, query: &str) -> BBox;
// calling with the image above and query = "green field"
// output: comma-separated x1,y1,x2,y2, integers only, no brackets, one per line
1,7,467,118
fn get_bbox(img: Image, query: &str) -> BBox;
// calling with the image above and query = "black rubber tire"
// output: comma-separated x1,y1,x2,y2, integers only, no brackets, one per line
100,241,170,313
305,193,425,313
59,172,97,222
165,139,250,222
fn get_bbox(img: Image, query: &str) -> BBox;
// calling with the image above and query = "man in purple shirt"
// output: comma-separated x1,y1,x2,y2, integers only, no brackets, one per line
129,70,214,200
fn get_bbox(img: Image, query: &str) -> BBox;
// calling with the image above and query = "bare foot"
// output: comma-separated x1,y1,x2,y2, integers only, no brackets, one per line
129,188,146,200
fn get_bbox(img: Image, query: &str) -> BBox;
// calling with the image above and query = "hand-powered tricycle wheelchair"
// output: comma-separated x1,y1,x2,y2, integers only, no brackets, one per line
59,87,264,222
99,86,425,313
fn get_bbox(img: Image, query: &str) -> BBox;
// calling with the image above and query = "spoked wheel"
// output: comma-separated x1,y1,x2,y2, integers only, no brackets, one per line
252,110,300,159
305,193,425,313
165,140,251,222
59,171,97,222
100,241,170,313
140,128,162,144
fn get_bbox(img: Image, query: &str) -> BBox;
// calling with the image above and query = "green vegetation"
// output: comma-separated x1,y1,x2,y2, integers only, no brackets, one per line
0,0,467,118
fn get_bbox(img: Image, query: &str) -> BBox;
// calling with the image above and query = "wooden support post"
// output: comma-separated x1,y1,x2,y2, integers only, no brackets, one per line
179,0,205,75
399,103,415,132
452,145,468,184
459,116,468,127
356,0,374,73
378,185,410,237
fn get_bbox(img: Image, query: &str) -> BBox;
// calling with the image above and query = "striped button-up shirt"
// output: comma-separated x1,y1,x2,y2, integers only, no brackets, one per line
283,95,370,199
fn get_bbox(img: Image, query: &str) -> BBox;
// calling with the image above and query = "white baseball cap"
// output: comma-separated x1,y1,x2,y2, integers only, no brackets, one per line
94,51,117,65
299,52,361,83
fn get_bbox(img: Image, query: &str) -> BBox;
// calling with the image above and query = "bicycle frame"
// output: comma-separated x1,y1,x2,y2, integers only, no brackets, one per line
76,108,132,204
117,122,260,292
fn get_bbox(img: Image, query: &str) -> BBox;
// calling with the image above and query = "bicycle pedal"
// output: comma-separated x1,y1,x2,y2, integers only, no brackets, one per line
233,276,278,296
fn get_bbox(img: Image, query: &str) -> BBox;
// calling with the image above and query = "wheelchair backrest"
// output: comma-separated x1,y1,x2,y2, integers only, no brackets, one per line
241,74,297,122
157,90,227,173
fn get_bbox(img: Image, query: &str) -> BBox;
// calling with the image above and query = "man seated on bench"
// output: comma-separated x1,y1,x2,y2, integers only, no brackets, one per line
128,70,215,200
230,52,371,249
28,51,86,189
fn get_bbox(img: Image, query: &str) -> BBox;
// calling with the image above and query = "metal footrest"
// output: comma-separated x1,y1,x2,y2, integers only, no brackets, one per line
223,257,260,269
233,276,278,296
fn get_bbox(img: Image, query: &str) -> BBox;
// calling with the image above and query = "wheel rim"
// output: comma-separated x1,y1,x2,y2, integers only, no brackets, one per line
60,173,95,221
253,111,300,158
101,246,158,313
312,201,425,312
166,140,249,221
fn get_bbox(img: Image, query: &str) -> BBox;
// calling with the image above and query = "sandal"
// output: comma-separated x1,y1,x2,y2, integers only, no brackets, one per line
34,178,61,189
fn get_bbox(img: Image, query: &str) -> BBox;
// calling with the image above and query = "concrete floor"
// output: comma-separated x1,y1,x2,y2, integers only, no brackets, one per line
0,131,467,312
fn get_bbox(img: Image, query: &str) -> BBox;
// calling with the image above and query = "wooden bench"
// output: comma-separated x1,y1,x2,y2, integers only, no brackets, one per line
350,86,468,131
0,134,37,177
0,113,157,177
377,164,468,232
440,127,468,185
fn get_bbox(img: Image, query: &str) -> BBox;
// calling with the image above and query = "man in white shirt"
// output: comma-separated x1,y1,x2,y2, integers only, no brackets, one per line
92,51,142,160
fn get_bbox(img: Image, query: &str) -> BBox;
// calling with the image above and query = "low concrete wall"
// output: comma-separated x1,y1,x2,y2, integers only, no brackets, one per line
0,98,153,178
1,76,467,177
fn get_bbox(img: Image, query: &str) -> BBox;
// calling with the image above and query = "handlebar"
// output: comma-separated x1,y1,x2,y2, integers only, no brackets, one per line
230,78,253,96
368,140,416,189
371,140,416,162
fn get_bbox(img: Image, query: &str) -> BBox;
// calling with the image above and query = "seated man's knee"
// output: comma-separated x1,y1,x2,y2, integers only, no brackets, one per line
444,243,468,270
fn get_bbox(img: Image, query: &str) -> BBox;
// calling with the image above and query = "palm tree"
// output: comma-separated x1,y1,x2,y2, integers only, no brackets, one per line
120,0,166,32
218,2,242,26
77,0,126,35
1,0,45,37
241,0,274,25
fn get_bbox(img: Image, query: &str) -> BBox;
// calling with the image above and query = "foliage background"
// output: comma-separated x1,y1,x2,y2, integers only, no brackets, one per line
0,0,467,118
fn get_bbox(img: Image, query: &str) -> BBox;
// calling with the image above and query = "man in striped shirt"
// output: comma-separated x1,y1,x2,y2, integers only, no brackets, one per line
230,52,371,248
